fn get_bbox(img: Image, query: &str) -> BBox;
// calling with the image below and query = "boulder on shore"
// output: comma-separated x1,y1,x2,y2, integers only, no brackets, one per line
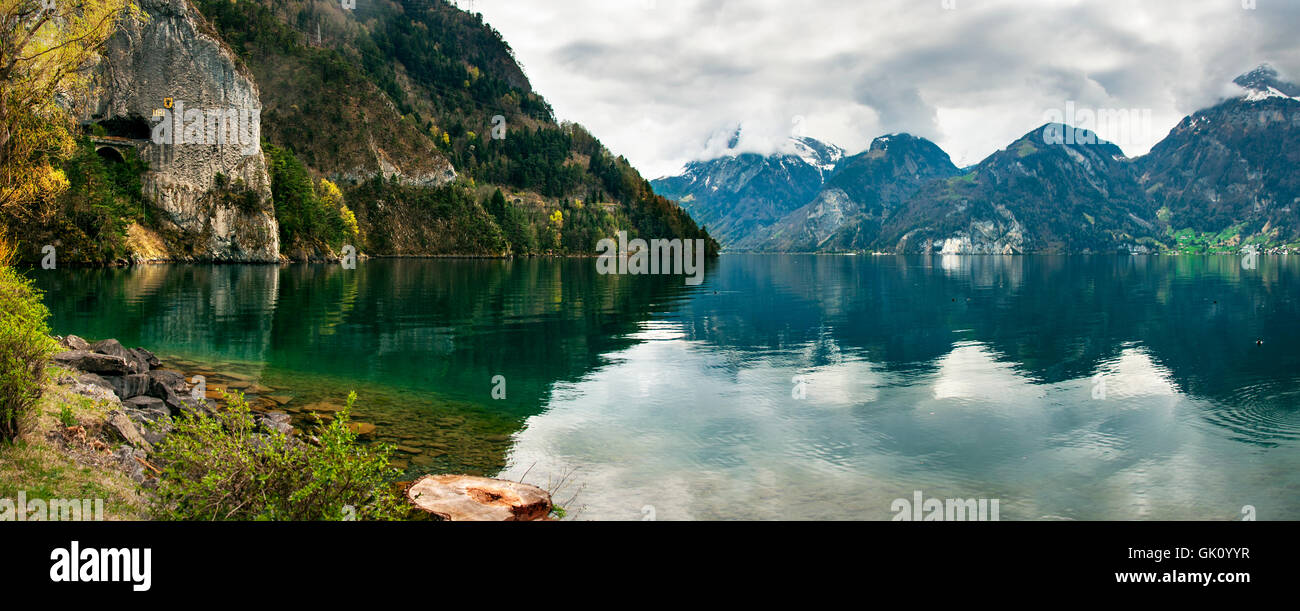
53,351,132,376
60,335,91,351
107,411,153,452
406,475,552,521
89,339,148,373
108,373,152,401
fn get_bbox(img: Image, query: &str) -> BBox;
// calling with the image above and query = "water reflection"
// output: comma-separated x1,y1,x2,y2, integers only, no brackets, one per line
502,255,1300,520
31,255,1300,519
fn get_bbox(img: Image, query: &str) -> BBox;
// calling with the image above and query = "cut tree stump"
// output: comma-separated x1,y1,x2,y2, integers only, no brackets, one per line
406,475,552,521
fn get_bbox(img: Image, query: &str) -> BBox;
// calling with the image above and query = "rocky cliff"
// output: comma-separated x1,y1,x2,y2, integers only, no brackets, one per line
84,0,280,262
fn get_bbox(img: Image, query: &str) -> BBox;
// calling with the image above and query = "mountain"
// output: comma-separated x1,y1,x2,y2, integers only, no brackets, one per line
650,135,843,247
737,134,959,251
656,65,1300,254
11,0,715,263
1232,64,1300,100
1137,65,1300,247
876,125,1156,253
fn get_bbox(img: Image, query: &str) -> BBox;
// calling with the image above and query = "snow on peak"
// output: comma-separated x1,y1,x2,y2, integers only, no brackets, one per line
1233,64,1300,101
786,136,844,172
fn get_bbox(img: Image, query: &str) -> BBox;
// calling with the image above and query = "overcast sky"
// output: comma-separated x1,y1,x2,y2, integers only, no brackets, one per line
468,0,1300,178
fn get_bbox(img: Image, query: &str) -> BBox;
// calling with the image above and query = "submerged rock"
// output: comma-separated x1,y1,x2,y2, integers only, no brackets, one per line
346,422,377,438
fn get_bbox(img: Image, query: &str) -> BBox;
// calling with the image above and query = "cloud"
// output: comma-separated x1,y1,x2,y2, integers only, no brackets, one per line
471,0,1300,177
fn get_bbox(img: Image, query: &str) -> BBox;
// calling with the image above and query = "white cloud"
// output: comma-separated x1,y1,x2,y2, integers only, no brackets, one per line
471,0,1300,177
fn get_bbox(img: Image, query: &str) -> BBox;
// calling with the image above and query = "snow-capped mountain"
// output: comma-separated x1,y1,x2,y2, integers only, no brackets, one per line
1233,64,1300,101
654,65,1300,254
650,136,845,247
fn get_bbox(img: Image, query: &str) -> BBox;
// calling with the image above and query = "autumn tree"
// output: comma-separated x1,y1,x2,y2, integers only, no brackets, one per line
0,0,140,224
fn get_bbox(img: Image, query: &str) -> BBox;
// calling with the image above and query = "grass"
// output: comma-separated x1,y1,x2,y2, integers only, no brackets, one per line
0,367,151,520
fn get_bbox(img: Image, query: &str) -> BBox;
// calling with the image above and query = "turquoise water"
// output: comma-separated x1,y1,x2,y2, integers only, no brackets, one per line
31,255,1300,520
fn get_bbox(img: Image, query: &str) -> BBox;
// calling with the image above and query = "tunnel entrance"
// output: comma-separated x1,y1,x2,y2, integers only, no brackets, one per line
95,116,152,140
95,147,126,164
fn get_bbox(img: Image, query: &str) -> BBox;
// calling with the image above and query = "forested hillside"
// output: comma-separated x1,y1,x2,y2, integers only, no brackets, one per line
195,0,715,258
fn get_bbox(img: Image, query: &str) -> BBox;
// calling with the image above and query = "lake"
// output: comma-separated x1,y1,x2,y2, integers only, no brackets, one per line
31,255,1300,520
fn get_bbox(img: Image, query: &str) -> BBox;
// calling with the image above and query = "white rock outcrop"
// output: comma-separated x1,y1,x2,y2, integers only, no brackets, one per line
85,0,279,262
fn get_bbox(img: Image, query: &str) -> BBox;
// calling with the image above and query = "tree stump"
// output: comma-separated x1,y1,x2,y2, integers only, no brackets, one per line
406,475,552,521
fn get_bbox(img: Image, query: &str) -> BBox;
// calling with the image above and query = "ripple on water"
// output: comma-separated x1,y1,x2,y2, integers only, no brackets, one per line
1200,380,1300,446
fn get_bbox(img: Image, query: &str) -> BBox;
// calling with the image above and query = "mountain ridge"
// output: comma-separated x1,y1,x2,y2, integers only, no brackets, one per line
654,65,1300,254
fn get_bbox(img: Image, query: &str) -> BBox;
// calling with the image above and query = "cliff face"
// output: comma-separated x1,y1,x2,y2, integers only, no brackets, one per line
85,0,279,262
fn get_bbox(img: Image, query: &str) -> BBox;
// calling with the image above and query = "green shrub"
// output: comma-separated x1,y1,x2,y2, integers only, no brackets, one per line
153,390,406,521
58,404,76,429
0,267,60,443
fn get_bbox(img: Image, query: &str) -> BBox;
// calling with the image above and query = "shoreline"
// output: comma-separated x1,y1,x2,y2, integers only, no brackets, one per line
4,333,554,521
17,249,1291,268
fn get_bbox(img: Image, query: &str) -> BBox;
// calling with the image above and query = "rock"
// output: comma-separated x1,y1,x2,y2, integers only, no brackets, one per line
61,335,91,351
107,373,152,400
265,395,294,406
146,370,187,400
131,347,162,369
149,380,197,418
303,401,345,413
123,400,170,424
89,339,136,367
69,380,121,405
68,373,121,404
346,422,377,438
77,372,114,390
120,405,171,446
90,0,280,262
245,383,274,394
123,396,167,414
114,446,151,485
405,475,552,521
107,411,153,452
257,411,293,436
53,350,132,376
